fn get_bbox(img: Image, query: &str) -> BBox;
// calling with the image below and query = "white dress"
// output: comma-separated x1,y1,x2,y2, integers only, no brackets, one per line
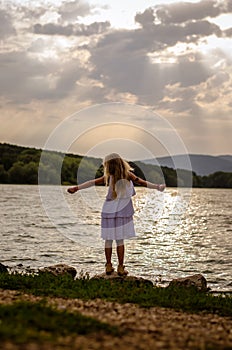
101,177,136,241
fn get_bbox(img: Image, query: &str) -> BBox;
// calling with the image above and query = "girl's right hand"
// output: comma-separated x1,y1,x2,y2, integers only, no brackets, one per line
158,184,166,192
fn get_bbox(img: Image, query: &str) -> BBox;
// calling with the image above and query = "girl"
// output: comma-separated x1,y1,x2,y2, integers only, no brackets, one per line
68,153,165,276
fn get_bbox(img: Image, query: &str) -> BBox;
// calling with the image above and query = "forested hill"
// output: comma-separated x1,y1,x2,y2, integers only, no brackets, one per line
144,154,232,176
0,143,231,188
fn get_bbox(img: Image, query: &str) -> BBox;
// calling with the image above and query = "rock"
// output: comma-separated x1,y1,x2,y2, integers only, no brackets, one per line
39,264,77,279
5,264,39,275
0,263,8,274
168,274,209,292
92,271,153,287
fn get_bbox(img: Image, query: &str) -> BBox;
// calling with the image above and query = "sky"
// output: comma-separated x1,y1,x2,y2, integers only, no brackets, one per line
0,0,232,158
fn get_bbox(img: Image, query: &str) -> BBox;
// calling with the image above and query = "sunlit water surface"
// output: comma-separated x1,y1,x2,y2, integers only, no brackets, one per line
1,185,231,291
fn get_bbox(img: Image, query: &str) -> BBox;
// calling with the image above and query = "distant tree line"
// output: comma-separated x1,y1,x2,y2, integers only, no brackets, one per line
0,143,231,188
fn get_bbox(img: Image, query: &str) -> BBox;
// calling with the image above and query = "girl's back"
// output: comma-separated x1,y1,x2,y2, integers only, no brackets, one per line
103,153,133,200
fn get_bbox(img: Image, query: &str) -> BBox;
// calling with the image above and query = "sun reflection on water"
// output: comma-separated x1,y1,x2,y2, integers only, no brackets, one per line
127,188,232,290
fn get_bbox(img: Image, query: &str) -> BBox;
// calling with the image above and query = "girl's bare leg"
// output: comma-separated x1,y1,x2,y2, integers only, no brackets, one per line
105,240,114,274
105,240,113,264
116,239,124,265
116,240,128,275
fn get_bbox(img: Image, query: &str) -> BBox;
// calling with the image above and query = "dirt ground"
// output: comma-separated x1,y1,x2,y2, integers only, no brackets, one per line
1,289,232,350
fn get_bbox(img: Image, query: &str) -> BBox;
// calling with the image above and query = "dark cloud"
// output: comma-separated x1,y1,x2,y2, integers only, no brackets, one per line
153,0,231,24
0,51,55,102
0,50,86,103
228,1,232,12
87,11,218,106
53,61,86,99
176,54,213,87
34,21,110,36
34,23,74,36
134,11,222,48
224,27,232,37
147,20,221,46
58,0,92,23
134,8,155,29
19,6,47,21
184,20,221,37
0,9,16,39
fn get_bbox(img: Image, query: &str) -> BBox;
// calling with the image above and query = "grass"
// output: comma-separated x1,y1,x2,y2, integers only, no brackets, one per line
0,300,120,344
1,272,232,346
0,272,232,317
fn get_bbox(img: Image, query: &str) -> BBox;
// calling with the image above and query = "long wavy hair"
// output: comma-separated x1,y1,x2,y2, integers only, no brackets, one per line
103,153,133,199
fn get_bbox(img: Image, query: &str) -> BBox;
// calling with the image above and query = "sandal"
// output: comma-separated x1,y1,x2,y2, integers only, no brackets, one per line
105,263,114,275
117,265,128,276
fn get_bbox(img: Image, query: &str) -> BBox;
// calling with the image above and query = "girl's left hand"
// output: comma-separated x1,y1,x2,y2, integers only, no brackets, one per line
67,187,77,194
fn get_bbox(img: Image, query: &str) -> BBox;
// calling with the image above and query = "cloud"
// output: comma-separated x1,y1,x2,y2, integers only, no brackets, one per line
19,6,47,21
134,8,155,29
58,0,93,23
34,21,110,36
0,9,16,39
150,20,221,46
159,49,232,115
0,51,55,103
0,50,87,103
134,8,222,47
224,27,232,37
88,19,218,107
153,0,231,24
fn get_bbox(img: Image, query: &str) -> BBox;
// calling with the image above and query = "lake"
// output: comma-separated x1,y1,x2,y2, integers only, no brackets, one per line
1,185,232,291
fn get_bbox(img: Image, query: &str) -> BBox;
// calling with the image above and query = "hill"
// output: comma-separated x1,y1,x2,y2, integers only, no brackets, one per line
0,143,232,188
218,155,232,163
144,154,232,176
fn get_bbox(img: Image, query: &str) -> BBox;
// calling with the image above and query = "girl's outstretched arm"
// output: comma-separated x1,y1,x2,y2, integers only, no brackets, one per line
67,176,105,194
129,172,165,192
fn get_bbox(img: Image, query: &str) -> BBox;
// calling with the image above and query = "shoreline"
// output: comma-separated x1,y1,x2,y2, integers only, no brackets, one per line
3,262,232,294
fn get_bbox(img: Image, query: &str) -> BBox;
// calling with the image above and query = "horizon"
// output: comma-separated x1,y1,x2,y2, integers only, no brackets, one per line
1,142,231,160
